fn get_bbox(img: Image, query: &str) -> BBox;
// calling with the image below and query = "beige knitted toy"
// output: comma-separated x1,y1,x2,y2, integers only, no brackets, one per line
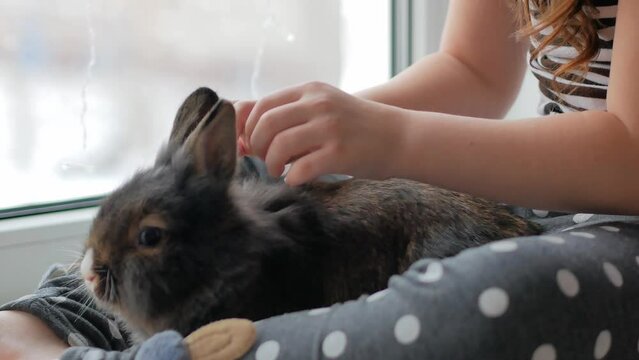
184,319,257,360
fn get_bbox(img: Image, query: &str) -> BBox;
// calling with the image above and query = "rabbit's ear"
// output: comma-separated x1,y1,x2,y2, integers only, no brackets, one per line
189,100,237,182
170,87,220,146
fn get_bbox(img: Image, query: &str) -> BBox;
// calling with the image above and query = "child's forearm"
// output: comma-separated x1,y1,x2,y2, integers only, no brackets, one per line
0,311,68,359
393,109,639,215
356,51,526,119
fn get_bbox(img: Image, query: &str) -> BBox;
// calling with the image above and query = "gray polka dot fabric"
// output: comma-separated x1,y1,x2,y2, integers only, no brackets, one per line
242,218,639,360
2,215,639,359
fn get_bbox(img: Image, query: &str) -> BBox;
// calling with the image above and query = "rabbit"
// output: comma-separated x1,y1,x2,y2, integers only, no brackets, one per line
79,87,541,339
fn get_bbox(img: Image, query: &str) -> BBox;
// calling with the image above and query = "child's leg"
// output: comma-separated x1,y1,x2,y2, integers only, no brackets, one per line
10,220,639,359
242,221,639,359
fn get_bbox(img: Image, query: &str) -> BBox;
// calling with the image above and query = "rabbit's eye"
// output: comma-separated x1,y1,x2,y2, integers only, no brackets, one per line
138,227,164,247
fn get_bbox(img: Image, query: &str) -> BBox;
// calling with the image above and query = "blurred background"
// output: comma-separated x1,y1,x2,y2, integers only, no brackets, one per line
0,0,390,210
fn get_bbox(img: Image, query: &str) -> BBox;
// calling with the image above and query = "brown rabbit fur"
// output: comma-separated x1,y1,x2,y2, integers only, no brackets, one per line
82,87,541,339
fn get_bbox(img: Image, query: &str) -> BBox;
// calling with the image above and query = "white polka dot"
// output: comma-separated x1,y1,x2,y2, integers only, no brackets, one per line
573,213,594,223
531,344,557,360
394,314,421,345
418,262,443,283
322,331,347,358
366,289,390,302
108,320,123,340
489,240,518,253
83,349,104,360
533,209,549,217
67,333,88,347
478,287,509,318
308,307,331,316
556,269,580,297
600,225,620,232
603,262,623,287
594,330,612,359
569,231,596,239
255,340,280,360
539,235,565,244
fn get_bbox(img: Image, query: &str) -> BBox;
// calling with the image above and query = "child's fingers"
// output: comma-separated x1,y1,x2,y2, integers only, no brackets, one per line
249,101,313,159
233,100,256,139
264,121,325,178
237,136,248,156
284,146,335,186
244,84,306,144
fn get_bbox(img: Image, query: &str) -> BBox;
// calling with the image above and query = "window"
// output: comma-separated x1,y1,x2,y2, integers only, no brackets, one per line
0,0,390,211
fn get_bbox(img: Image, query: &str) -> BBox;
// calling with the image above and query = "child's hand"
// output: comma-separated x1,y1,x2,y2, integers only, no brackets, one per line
235,82,407,185
234,100,256,156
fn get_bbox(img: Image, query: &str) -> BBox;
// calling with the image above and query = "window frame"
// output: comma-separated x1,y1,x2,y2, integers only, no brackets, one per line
392,0,449,75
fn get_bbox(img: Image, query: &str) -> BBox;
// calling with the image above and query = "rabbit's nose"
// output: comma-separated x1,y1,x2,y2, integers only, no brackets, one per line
85,272,97,284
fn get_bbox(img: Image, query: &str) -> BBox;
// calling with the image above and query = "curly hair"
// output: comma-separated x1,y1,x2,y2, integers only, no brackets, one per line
513,0,602,85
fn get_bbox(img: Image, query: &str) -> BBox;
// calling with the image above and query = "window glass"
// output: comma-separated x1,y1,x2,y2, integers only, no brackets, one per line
0,0,390,210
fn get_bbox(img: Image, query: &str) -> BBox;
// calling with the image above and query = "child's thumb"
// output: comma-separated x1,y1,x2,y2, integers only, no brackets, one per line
233,100,256,140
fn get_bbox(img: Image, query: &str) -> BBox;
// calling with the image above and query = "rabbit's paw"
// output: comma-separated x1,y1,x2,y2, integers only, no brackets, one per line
184,318,256,360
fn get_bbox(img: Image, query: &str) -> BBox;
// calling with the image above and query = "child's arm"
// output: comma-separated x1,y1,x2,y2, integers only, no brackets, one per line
394,109,639,215
356,0,529,118
234,0,528,155
391,0,639,214
0,310,68,359
239,0,639,215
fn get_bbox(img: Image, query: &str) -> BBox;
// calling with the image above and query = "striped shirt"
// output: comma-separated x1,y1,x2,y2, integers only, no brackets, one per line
529,0,617,115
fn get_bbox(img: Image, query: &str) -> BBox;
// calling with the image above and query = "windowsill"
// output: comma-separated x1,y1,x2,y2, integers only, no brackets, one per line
0,207,96,249
0,208,97,303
